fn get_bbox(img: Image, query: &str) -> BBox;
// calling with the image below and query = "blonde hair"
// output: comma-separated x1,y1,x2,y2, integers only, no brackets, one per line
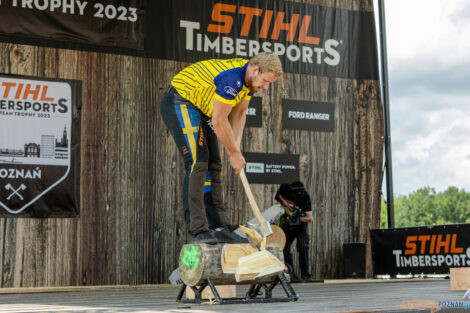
250,52,283,77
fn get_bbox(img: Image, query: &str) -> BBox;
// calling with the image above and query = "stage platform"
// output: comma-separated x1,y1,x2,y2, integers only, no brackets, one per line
0,279,468,312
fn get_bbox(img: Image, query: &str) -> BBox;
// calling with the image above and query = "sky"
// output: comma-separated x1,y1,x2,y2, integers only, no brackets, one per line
379,0,470,195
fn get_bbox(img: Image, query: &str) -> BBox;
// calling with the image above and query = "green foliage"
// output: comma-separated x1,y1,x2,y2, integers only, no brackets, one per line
380,186,470,228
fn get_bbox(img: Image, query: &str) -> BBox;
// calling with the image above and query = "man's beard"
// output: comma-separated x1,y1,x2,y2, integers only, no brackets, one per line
246,79,258,93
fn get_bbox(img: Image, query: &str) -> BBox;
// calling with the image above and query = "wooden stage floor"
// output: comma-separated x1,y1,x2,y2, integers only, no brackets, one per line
0,279,468,312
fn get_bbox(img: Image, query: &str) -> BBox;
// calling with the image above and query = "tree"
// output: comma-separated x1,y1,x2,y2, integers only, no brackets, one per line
380,186,470,228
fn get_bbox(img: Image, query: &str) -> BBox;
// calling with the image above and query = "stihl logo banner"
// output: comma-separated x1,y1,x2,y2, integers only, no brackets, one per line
371,224,470,275
153,0,379,79
0,75,80,217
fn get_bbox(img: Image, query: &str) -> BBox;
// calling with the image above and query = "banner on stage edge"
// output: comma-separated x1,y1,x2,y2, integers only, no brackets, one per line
0,74,81,217
371,224,470,275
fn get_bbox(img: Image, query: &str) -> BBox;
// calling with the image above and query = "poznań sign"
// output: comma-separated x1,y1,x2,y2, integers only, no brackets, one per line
0,75,79,216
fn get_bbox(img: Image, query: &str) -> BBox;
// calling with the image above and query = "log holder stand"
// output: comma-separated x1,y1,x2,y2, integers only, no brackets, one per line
176,273,298,305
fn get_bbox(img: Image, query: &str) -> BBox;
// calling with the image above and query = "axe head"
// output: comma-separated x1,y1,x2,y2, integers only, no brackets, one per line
247,221,273,238
5,183,12,190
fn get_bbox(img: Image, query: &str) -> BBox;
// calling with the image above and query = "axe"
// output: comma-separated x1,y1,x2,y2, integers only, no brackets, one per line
239,169,273,238
5,183,26,200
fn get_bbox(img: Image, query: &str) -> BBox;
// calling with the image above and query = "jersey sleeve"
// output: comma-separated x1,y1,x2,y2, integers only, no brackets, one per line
243,91,254,101
214,72,243,105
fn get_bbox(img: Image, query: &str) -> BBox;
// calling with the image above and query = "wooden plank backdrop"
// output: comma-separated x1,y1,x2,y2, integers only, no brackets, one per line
0,0,382,287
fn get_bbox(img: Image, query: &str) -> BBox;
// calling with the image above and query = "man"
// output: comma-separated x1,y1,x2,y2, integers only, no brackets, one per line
161,52,283,244
275,181,314,282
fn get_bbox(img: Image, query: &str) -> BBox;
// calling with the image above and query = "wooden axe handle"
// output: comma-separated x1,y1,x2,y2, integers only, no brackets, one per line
240,169,265,224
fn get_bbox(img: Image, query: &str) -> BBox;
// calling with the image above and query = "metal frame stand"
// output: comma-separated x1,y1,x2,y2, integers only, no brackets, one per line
176,273,298,304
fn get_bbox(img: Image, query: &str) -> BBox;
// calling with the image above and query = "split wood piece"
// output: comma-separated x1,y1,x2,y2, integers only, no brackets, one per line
260,236,267,250
238,224,286,249
186,284,236,299
239,225,264,246
235,249,285,282
450,267,470,291
179,243,284,286
221,243,283,274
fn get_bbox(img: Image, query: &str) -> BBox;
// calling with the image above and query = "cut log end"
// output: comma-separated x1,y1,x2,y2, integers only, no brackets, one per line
179,244,205,286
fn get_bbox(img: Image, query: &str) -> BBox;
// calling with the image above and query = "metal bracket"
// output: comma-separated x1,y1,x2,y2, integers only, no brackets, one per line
176,273,298,305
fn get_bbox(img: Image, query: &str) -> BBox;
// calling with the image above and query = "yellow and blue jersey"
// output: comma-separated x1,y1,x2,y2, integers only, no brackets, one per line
171,58,253,117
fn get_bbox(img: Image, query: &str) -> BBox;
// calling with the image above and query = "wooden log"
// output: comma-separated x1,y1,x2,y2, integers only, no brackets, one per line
450,267,470,291
266,225,286,248
179,243,284,286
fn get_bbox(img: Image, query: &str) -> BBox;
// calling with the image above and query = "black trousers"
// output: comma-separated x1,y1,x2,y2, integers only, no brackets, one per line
283,224,310,278
160,87,230,235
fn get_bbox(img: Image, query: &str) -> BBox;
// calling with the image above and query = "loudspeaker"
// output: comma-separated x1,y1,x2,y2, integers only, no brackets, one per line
343,242,366,278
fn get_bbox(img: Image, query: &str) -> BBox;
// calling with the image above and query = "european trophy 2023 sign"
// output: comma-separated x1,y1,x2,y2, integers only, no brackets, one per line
0,0,145,50
0,75,80,217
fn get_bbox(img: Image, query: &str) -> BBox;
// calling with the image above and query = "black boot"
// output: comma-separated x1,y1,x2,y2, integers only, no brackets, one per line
191,230,219,244
213,227,248,244
302,274,314,282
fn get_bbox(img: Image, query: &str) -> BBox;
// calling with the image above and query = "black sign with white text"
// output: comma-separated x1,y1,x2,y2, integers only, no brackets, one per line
0,1,380,80
283,99,334,132
152,0,379,79
0,0,145,50
371,224,470,275
243,152,299,184
245,96,262,128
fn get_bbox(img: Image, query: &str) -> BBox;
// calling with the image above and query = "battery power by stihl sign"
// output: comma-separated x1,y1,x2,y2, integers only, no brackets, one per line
0,75,81,217
371,224,470,275
244,152,299,184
